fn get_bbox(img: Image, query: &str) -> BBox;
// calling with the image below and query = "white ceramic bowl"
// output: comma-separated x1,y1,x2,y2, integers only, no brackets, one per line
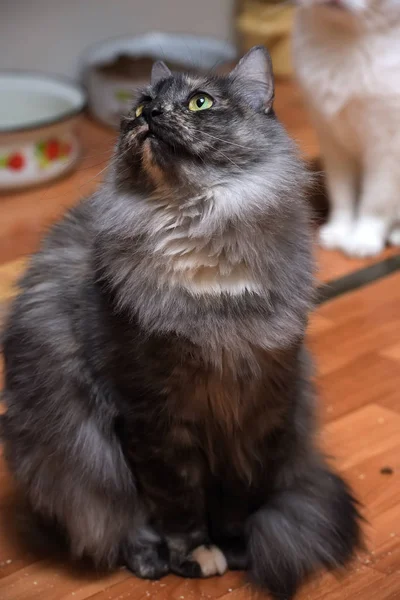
0,72,86,190
81,32,236,129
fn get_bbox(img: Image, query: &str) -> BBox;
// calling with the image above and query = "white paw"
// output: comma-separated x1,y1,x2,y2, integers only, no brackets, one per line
340,222,385,258
190,545,227,577
388,227,400,246
318,220,352,250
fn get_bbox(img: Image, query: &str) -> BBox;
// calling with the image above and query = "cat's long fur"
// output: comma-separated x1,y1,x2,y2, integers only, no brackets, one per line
1,47,361,598
293,0,400,257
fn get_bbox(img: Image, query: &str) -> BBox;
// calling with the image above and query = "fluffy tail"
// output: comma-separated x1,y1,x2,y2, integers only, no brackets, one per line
247,469,362,599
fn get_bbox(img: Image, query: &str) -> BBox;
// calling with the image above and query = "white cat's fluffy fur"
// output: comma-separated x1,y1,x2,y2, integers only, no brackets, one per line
293,0,400,257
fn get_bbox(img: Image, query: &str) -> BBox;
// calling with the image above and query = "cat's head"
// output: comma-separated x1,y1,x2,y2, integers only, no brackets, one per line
115,46,288,193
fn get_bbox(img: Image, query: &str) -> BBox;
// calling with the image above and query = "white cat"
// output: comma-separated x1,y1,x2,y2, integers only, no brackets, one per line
293,0,400,257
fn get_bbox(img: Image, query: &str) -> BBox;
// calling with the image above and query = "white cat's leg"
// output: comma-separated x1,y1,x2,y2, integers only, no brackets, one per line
341,160,398,258
317,126,358,250
388,225,400,247
388,205,400,246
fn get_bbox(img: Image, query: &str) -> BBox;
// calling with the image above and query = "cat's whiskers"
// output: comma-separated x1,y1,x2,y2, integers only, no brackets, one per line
214,149,246,173
190,128,256,151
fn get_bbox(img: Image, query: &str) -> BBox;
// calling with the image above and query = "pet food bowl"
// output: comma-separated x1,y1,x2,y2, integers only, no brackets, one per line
81,32,236,129
0,72,86,191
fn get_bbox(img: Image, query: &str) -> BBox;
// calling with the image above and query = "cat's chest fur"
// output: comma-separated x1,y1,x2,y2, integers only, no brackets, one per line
118,344,287,485
293,11,400,126
105,304,290,484
142,195,262,296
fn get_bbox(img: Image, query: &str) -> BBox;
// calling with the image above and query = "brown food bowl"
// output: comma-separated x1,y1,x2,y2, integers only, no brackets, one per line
80,32,236,129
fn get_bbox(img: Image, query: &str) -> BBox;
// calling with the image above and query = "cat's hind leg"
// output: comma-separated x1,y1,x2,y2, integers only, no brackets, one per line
1,389,161,574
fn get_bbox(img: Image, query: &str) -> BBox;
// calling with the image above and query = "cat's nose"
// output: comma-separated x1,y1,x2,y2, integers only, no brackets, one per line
150,107,163,118
143,105,163,122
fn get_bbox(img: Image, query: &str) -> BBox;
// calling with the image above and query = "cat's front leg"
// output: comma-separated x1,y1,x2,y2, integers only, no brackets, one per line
132,453,227,579
120,525,170,580
167,535,228,579
314,119,358,250
207,478,249,571
341,157,399,257
388,223,400,247
162,496,227,578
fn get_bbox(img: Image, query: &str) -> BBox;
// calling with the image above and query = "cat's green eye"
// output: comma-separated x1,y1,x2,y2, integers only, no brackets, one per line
188,94,214,112
135,104,144,118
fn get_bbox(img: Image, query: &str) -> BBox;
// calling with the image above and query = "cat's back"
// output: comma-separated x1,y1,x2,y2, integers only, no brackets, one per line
8,199,94,317
2,198,96,388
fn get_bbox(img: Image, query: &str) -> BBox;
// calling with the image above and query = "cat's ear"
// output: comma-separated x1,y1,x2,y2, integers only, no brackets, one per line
229,46,274,113
151,61,172,86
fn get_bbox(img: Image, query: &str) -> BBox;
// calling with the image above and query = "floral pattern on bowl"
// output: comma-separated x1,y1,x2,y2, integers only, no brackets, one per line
0,133,78,188
0,71,86,190
0,151,26,172
35,138,73,169
0,137,74,174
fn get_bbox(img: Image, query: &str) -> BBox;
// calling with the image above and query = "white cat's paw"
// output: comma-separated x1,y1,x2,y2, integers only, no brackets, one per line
341,222,385,258
190,545,227,577
388,227,400,247
318,220,352,250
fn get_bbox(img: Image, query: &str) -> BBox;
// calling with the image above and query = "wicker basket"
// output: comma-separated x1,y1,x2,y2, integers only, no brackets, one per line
236,0,294,77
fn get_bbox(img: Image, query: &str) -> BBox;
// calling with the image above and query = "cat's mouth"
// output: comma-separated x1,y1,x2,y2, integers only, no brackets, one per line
146,123,179,156
134,123,164,145
133,124,151,145
134,121,187,163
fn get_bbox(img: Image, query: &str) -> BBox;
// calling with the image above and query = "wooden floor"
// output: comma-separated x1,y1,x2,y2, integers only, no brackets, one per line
0,80,399,600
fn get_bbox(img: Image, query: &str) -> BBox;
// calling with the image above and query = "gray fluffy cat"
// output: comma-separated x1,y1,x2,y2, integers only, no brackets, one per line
1,47,361,599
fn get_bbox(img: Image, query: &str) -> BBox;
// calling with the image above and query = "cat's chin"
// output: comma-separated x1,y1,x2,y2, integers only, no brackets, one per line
145,130,181,164
148,127,171,150
140,136,174,183
133,125,151,146
145,134,166,158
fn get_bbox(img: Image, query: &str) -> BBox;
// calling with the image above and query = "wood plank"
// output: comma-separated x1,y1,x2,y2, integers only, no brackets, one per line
86,573,245,600
316,570,399,600
314,246,400,284
0,561,129,600
380,342,400,362
310,273,400,377
317,353,400,422
371,545,400,576
316,272,400,324
322,405,400,472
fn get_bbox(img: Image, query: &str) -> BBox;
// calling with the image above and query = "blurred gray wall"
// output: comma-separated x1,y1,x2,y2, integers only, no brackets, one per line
1,0,234,78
